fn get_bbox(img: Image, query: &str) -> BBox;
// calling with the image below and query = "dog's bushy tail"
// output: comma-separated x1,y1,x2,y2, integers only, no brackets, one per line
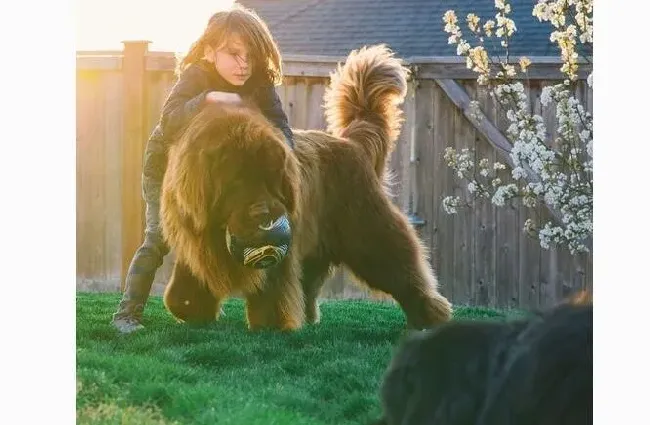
323,44,409,176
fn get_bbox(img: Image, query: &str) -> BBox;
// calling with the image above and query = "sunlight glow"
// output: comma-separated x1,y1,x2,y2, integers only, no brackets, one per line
76,0,236,52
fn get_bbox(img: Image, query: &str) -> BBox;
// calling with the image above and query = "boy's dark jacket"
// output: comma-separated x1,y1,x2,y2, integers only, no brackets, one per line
142,59,294,202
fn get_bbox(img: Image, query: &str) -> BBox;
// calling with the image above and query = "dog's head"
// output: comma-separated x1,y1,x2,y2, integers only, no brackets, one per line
162,103,300,262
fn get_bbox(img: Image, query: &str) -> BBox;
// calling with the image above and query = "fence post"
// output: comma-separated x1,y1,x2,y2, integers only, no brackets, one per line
120,40,150,291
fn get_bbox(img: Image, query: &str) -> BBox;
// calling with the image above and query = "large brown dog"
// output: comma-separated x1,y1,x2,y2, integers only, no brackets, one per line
159,44,452,330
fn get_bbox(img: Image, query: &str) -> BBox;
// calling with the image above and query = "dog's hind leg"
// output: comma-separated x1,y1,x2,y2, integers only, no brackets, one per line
336,193,452,329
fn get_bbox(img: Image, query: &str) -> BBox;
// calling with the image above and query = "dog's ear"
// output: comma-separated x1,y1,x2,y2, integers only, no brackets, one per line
164,145,216,232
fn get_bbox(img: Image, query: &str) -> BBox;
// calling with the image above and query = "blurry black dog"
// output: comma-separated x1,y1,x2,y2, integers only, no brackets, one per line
372,294,592,425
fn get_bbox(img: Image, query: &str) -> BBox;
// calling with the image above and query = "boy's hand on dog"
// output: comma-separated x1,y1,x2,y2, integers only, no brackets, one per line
206,91,242,105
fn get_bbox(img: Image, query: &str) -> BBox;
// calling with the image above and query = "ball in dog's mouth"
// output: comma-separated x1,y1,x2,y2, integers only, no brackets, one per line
226,214,292,269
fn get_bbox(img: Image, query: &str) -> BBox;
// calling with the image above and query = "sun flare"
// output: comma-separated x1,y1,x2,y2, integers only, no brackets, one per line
76,0,236,52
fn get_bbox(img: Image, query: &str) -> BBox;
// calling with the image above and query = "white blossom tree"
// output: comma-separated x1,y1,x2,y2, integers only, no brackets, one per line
440,0,593,255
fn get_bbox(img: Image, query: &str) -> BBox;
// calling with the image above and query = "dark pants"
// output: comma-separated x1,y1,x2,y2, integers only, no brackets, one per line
113,135,170,321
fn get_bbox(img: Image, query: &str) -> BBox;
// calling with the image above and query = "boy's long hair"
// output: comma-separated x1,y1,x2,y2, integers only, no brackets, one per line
176,4,283,87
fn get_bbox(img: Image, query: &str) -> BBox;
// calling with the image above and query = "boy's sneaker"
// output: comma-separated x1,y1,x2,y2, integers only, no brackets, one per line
111,302,145,333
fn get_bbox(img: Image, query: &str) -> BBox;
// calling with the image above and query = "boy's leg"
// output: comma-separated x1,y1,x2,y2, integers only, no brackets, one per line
111,131,170,333
111,198,169,333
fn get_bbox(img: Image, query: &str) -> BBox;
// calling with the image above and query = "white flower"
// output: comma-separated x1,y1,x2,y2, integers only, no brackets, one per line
448,34,461,44
533,2,552,21
466,13,481,32
524,218,536,233
491,184,518,206
512,167,527,180
468,100,483,121
457,40,471,55
443,10,458,25
540,86,554,106
442,196,460,214
483,20,495,36
523,193,537,207
477,74,490,85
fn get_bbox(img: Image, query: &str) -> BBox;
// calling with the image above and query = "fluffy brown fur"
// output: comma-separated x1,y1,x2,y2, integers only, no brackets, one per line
159,44,453,330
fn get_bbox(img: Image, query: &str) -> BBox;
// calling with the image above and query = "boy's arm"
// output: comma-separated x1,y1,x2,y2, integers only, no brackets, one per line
255,85,295,149
141,66,210,203
159,66,211,140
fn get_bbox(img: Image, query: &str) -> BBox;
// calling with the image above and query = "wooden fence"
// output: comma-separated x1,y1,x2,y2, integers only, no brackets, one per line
76,41,593,309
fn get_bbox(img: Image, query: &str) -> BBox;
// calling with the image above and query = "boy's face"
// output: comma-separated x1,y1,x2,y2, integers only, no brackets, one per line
207,33,252,86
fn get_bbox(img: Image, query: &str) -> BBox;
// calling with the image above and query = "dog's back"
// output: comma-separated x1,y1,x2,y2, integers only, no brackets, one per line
374,301,593,425
478,302,593,425
376,319,527,425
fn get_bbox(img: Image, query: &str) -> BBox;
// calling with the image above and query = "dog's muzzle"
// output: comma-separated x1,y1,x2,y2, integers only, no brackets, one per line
226,214,292,269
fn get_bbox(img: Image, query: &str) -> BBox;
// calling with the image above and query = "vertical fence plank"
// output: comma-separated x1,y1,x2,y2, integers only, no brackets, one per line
518,81,542,309
103,72,124,284
472,84,498,307
306,79,326,130
432,83,457,301
398,83,415,212
76,71,104,281
413,81,436,275
120,40,150,291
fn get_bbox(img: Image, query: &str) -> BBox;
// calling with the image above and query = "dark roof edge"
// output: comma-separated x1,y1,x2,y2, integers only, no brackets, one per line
281,54,590,64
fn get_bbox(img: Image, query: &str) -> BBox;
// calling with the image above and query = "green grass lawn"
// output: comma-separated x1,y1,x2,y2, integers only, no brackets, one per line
76,292,526,425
